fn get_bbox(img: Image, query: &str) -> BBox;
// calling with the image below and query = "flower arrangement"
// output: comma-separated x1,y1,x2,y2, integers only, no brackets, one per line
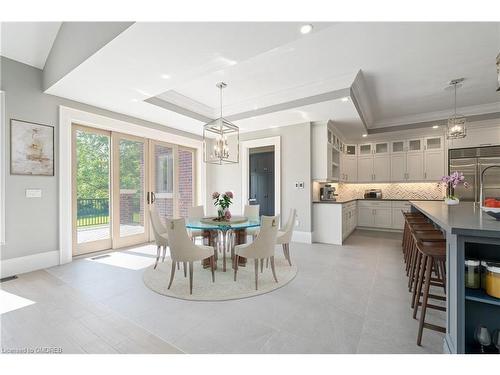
438,171,469,204
212,191,234,221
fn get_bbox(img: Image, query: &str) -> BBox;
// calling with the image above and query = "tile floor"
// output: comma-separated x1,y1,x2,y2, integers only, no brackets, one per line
0,230,445,354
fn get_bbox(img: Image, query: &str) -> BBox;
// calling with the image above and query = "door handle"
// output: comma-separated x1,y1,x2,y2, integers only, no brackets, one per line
147,192,150,204
151,192,156,203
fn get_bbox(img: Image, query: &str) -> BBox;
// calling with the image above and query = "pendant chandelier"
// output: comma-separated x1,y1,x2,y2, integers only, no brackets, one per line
203,82,239,164
446,78,466,140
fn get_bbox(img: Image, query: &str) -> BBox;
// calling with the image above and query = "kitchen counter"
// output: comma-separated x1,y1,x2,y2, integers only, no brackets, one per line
409,200,500,354
409,201,500,237
313,198,443,204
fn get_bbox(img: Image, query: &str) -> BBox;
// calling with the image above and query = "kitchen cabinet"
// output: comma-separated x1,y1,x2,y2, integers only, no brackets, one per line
358,143,373,156
424,136,443,151
373,155,390,181
391,153,406,181
312,123,340,181
424,150,445,181
391,202,412,229
390,151,424,181
340,154,357,182
357,156,374,182
342,201,357,240
357,201,392,229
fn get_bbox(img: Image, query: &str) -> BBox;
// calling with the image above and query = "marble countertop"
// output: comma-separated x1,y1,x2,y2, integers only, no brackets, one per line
409,201,500,236
313,198,443,204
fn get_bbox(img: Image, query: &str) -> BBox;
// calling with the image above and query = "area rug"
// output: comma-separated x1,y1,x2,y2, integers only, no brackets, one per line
143,256,297,301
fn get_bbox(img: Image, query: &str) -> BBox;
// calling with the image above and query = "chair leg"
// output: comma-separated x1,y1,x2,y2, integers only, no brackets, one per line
270,256,278,283
177,262,180,270
254,259,259,290
189,261,194,295
266,257,269,268
285,243,292,266
161,245,166,262
167,261,176,289
154,245,161,269
260,258,264,273
210,256,215,283
417,256,433,346
413,254,426,315
234,255,239,281
183,261,187,277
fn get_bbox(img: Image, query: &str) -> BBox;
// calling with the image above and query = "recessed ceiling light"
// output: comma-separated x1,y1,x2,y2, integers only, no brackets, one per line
131,98,139,102
341,97,349,102
300,24,313,34
161,74,171,79
362,134,368,138
432,125,439,129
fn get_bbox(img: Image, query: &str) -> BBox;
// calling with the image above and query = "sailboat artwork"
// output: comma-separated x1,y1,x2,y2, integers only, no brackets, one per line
10,119,54,176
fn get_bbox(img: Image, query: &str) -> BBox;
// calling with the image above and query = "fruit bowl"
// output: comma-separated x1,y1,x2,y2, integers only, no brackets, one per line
481,206,500,221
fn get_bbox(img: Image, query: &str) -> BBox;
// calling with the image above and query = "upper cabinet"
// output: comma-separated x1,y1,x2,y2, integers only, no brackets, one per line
374,142,389,154
424,136,443,151
408,138,423,153
358,143,373,155
312,123,341,181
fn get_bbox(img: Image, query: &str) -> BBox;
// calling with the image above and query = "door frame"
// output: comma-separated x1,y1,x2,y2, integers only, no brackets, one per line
241,136,281,221
59,106,205,265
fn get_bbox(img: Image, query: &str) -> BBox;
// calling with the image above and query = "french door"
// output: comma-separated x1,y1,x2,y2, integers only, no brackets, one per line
72,125,196,256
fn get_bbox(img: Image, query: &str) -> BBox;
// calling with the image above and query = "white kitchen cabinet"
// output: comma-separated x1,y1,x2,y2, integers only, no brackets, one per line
357,156,374,182
373,155,390,182
406,152,424,181
391,153,406,181
357,201,392,229
357,207,373,227
374,142,389,154
391,140,405,154
340,154,357,182
424,136,443,151
424,150,445,181
391,201,412,230
312,123,340,181
408,138,423,153
372,208,392,228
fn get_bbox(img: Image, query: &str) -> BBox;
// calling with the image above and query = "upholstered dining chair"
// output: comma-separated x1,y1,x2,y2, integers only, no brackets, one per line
165,218,215,294
234,216,279,290
149,206,168,270
187,205,205,243
244,204,260,240
276,209,296,266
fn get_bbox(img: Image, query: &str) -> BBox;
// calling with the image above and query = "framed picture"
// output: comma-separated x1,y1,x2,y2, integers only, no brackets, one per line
10,119,54,176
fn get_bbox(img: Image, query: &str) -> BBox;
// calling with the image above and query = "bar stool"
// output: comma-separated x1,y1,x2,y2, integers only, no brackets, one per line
402,212,426,251
405,223,437,279
412,240,446,346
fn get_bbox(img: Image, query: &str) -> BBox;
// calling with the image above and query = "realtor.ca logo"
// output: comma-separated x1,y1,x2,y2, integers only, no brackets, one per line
2,346,63,354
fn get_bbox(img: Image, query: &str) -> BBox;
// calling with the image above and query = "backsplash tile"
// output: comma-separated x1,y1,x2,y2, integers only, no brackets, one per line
335,182,445,200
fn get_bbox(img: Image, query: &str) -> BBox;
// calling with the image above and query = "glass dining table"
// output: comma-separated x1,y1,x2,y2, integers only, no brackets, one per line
185,216,260,271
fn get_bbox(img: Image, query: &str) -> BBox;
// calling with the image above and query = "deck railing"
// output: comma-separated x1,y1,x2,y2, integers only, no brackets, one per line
77,198,109,227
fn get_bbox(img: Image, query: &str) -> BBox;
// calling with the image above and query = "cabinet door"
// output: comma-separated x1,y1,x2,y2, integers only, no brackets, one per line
357,207,373,227
407,152,424,181
374,142,389,154
358,144,373,156
407,139,423,153
391,208,406,229
344,156,358,182
424,150,445,181
390,153,406,181
373,155,390,182
357,156,373,182
373,208,392,228
425,136,443,151
391,141,405,154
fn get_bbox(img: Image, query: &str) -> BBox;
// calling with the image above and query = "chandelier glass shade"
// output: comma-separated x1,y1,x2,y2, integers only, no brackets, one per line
203,83,239,165
446,79,466,140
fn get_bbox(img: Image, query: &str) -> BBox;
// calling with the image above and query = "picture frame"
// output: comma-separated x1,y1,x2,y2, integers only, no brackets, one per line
10,119,54,176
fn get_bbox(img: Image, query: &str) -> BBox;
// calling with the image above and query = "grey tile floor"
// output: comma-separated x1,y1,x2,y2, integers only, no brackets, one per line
1,230,445,354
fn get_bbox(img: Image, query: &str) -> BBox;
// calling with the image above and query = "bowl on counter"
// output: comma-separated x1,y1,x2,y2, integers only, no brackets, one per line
481,206,500,221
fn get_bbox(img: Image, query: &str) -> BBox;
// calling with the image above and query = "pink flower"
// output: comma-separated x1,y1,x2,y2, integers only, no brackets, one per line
212,192,220,199
225,191,234,199
224,210,232,220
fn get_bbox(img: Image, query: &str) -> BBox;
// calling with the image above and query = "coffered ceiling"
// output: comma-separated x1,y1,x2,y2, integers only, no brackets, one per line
3,22,499,137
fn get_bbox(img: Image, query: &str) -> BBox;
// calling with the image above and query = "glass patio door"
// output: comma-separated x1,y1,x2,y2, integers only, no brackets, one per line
112,133,149,248
72,125,112,256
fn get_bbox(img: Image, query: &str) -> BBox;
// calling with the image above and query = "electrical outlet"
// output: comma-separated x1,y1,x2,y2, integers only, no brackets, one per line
294,182,299,188
26,189,42,198
298,182,304,188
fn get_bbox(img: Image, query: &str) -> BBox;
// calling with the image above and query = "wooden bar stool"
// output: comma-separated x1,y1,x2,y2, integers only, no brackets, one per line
405,223,436,278
402,216,429,262
402,212,426,250
412,240,447,346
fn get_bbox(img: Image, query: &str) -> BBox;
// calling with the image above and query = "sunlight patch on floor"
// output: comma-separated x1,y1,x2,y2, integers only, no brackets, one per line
0,289,35,315
86,252,155,270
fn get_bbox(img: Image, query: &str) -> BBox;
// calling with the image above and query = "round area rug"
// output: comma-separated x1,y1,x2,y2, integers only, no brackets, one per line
143,256,297,301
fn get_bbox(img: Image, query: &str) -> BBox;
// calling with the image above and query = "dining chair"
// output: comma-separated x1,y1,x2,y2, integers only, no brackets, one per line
165,218,215,294
234,216,279,290
276,208,296,266
244,204,260,240
187,205,205,243
149,206,168,270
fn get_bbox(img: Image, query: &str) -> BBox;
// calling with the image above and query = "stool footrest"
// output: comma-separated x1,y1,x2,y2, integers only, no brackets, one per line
423,322,446,333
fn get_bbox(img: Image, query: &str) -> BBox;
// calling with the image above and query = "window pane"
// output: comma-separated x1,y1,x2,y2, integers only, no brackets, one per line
119,139,145,237
75,130,111,244
178,149,194,218
153,144,173,223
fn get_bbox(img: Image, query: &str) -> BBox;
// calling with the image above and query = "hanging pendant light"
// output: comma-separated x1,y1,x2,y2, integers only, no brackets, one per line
203,82,239,164
446,78,467,140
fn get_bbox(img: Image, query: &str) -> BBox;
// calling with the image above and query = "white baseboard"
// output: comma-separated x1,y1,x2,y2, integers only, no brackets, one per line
292,231,312,244
1,250,59,279
356,226,403,233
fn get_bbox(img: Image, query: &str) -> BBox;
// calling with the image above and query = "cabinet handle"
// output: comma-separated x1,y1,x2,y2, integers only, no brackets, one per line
424,172,427,179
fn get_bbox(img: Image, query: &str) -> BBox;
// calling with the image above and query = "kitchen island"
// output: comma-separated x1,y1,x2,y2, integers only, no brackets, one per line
410,201,500,354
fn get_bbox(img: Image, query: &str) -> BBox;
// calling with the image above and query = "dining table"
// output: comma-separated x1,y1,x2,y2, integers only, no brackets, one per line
185,216,260,271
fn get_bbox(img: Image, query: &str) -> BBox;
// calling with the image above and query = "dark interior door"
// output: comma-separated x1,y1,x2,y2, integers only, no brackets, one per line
249,151,275,216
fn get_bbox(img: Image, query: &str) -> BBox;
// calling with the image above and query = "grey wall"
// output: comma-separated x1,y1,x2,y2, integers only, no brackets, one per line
206,123,312,233
43,22,134,90
0,57,200,261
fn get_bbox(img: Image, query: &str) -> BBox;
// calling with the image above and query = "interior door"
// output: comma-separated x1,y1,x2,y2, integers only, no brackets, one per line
449,157,477,202
112,133,149,248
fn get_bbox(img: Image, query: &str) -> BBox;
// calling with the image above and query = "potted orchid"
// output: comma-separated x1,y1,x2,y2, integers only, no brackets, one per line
212,191,234,221
438,172,469,205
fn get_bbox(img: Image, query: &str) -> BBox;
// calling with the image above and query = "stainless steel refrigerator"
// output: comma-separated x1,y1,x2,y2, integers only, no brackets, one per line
449,146,500,203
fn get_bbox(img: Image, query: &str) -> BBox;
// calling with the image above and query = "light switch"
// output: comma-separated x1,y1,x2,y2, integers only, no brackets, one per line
298,182,304,189
26,189,42,198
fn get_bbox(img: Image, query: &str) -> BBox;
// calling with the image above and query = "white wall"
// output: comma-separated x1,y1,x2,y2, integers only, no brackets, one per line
206,122,312,234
